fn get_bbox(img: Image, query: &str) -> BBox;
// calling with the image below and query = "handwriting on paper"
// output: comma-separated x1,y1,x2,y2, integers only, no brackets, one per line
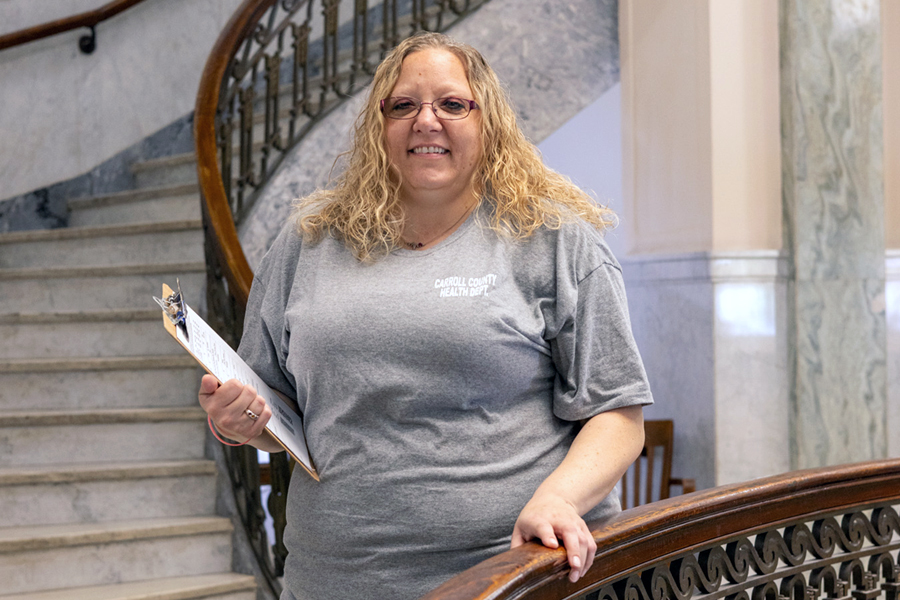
171,303,315,476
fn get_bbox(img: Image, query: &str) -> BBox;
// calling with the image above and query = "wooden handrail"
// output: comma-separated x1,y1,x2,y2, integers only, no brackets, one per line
420,458,900,600
0,0,150,52
193,0,265,310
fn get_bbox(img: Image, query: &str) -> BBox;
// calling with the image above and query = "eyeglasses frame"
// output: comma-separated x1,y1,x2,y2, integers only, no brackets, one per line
380,96,480,120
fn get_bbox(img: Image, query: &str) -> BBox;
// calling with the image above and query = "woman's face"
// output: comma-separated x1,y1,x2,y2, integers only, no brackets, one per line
384,48,483,207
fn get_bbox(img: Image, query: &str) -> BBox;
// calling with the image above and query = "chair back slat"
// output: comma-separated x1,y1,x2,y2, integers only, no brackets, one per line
620,419,687,509
644,445,656,504
631,452,642,508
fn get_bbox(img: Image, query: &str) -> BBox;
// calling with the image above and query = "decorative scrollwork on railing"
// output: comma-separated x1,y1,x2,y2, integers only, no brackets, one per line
592,507,900,600
195,1,492,597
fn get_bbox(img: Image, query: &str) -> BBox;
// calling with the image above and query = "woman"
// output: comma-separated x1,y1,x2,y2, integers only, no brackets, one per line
199,32,651,600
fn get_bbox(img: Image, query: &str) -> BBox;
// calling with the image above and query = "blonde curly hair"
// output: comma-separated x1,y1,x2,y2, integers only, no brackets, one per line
295,32,616,261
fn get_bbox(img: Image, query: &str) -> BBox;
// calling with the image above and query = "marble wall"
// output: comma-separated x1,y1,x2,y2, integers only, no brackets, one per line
780,0,887,468
622,252,790,489
239,0,620,266
887,251,900,458
622,256,716,490
0,113,194,233
0,0,243,201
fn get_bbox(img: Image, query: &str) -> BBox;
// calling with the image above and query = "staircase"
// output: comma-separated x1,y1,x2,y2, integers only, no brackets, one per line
0,153,257,599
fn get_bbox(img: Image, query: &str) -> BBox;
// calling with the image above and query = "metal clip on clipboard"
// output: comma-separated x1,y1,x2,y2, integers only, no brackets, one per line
153,278,189,341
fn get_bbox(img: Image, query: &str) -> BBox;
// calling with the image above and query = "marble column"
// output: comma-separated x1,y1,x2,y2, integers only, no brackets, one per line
780,0,886,468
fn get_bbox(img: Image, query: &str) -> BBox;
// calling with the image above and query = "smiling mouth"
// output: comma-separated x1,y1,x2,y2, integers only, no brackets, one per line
410,146,448,154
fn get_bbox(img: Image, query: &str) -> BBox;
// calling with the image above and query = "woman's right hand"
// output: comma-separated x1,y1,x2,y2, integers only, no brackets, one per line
198,374,273,445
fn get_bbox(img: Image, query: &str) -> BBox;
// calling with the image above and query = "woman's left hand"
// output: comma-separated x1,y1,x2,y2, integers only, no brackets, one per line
510,491,597,583
509,406,646,584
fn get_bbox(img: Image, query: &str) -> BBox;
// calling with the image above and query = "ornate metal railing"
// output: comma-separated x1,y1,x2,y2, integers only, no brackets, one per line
0,0,150,53
194,0,489,595
419,459,900,600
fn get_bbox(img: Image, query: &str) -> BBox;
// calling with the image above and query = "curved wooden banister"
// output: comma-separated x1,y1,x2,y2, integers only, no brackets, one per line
194,0,267,310
420,459,900,600
0,0,149,52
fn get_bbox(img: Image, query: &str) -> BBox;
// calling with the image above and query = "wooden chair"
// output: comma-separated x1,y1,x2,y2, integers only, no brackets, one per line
620,419,695,509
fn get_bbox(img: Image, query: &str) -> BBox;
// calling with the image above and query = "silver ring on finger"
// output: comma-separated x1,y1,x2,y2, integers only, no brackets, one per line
246,408,259,421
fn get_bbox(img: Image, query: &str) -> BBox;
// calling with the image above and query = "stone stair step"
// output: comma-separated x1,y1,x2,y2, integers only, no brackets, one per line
0,310,182,360
0,263,206,312
0,460,217,527
132,154,201,189
131,151,245,194
0,573,256,600
0,407,208,467
0,63,259,594
0,221,204,269
67,184,201,227
0,517,234,596
0,355,200,411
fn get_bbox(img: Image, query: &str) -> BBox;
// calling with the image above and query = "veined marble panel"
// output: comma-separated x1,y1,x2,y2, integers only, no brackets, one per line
714,280,791,485
792,278,887,465
622,252,789,488
886,251,900,458
781,0,884,280
780,0,886,468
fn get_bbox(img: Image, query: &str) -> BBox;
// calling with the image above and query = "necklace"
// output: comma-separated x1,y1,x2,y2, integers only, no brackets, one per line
401,201,476,250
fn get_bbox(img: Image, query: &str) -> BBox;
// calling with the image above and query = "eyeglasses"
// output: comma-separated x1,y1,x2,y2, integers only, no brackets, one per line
380,96,479,120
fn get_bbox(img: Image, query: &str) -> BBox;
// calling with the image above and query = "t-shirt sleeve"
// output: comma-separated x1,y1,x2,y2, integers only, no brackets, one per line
236,227,300,402
549,255,653,422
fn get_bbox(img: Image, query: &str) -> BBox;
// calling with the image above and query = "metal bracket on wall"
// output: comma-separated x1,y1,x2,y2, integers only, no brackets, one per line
79,26,96,54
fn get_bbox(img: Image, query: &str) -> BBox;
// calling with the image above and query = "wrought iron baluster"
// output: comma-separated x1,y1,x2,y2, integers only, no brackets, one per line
218,113,234,214
262,50,281,176
321,0,340,104
268,451,292,573
238,81,256,216
237,90,252,213
411,0,427,33
382,0,399,58
289,21,311,142
809,566,852,600
433,0,448,31
349,0,369,92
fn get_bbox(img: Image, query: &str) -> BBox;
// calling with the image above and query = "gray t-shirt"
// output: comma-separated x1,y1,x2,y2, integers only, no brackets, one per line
238,205,653,600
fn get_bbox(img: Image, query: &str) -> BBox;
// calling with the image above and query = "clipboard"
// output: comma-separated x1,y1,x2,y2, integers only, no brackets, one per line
155,283,318,481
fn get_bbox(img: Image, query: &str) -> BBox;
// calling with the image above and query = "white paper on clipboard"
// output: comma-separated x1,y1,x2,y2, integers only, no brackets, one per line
156,284,318,481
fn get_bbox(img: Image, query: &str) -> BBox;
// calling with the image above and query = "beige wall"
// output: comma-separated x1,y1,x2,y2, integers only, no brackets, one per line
621,0,712,254
709,0,781,251
620,0,782,255
886,0,900,249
